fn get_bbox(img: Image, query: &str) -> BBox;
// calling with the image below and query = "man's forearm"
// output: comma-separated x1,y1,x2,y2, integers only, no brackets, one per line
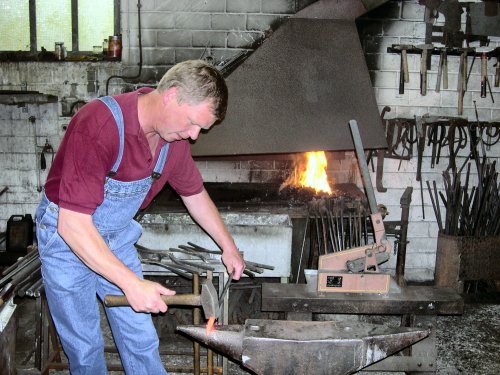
181,189,245,278
181,189,237,250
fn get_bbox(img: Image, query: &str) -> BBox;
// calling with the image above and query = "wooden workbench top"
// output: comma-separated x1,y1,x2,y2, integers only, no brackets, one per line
262,282,464,315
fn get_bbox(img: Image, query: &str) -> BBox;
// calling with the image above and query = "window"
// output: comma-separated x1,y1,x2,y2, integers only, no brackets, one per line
0,0,119,53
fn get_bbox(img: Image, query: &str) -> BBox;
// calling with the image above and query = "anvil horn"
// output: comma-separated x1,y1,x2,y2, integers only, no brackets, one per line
177,319,429,375
176,324,245,361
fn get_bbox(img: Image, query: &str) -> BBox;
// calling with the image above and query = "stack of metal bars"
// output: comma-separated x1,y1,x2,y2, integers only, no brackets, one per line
427,159,499,236
0,246,42,305
304,196,372,270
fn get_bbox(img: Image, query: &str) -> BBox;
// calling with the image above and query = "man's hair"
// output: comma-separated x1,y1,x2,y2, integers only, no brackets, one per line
158,60,228,122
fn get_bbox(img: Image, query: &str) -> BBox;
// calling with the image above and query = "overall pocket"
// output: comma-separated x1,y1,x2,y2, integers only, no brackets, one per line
36,205,60,258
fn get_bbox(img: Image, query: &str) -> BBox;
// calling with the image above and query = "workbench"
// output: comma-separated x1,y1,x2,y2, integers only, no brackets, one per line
262,283,463,316
262,282,464,373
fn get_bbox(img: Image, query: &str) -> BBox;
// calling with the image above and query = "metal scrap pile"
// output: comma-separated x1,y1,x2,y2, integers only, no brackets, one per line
137,242,273,279
0,241,274,309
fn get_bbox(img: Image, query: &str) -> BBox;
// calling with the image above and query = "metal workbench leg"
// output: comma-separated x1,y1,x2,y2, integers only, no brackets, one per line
219,272,228,375
406,315,437,375
206,270,214,375
34,294,42,370
193,273,201,375
361,314,437,374
39,290,63,374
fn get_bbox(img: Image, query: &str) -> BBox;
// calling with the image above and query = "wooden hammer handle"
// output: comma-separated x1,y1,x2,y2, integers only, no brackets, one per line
420,49,428,96
402,49,409,83
496,57,500,87
104,293,201,307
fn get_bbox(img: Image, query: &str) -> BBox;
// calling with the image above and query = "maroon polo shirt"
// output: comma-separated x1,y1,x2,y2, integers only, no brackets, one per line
44,88,204,215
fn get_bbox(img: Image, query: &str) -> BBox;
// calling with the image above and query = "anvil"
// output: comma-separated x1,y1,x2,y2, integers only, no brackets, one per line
177,319,429,375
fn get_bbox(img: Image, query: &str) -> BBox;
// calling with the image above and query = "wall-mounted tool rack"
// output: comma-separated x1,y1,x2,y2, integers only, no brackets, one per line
387,45,500,114
387,45,500,58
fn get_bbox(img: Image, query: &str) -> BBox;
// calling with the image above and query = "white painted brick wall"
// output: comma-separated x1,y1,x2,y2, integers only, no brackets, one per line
359,0,500,282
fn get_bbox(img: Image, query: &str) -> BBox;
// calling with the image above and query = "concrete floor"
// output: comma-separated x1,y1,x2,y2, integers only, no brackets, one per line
12,292,500,375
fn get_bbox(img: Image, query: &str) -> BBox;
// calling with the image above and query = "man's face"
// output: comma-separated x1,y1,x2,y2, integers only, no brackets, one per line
160,93,217,142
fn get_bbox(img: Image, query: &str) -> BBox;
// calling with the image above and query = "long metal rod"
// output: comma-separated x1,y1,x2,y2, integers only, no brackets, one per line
1,245,38,276
0,253,40,288
349,120,378,215
295,216,309,284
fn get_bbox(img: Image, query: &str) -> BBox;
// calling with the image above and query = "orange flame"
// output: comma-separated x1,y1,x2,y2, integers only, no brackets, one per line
281,151,332,194
206,316,216,336
300,152,332,194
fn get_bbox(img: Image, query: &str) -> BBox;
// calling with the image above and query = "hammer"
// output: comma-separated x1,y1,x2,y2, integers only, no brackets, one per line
104,279,218,320
476,46,493,98
417,44,433,96
392,45,412,94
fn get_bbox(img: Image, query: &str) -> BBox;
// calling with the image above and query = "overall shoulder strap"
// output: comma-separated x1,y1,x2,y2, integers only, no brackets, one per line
97,96,125,177
151,143,170,180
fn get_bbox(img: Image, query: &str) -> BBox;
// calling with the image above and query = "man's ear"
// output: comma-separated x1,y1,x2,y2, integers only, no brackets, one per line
162,87,177,106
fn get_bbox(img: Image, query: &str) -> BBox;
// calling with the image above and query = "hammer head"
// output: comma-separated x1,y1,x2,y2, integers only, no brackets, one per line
200,280,218,320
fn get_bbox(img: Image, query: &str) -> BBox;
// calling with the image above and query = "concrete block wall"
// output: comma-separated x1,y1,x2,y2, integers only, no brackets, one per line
0,0,498,282
0,62,123,233
120,0,316,82
0,103,59,230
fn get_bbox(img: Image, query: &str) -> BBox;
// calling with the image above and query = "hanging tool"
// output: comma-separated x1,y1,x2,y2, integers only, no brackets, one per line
458,106,484,175
495,56,499,87
417,44,433,96
393,45,412,94
446,120,468,174
473,101,487,158
427,124,447,168
442,48,448,89
104,279,219,320
436,48,446,92
383,119,415,169
178,319,429,375
476,47,493,99
40,139,54,170
415,115,426,219
376,106,391,193
457,49,467,115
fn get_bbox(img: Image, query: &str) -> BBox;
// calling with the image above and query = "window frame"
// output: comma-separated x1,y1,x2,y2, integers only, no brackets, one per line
0,0,120,58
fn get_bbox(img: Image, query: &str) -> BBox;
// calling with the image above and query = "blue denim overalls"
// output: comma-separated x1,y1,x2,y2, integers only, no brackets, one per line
35,96,169,375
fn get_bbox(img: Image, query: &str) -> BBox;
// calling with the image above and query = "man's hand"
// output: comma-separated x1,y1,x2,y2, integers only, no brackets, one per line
221,249,245,280
123,279,176,314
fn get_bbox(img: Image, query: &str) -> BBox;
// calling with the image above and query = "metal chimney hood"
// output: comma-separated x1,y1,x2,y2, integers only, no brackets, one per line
190,0,388,157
